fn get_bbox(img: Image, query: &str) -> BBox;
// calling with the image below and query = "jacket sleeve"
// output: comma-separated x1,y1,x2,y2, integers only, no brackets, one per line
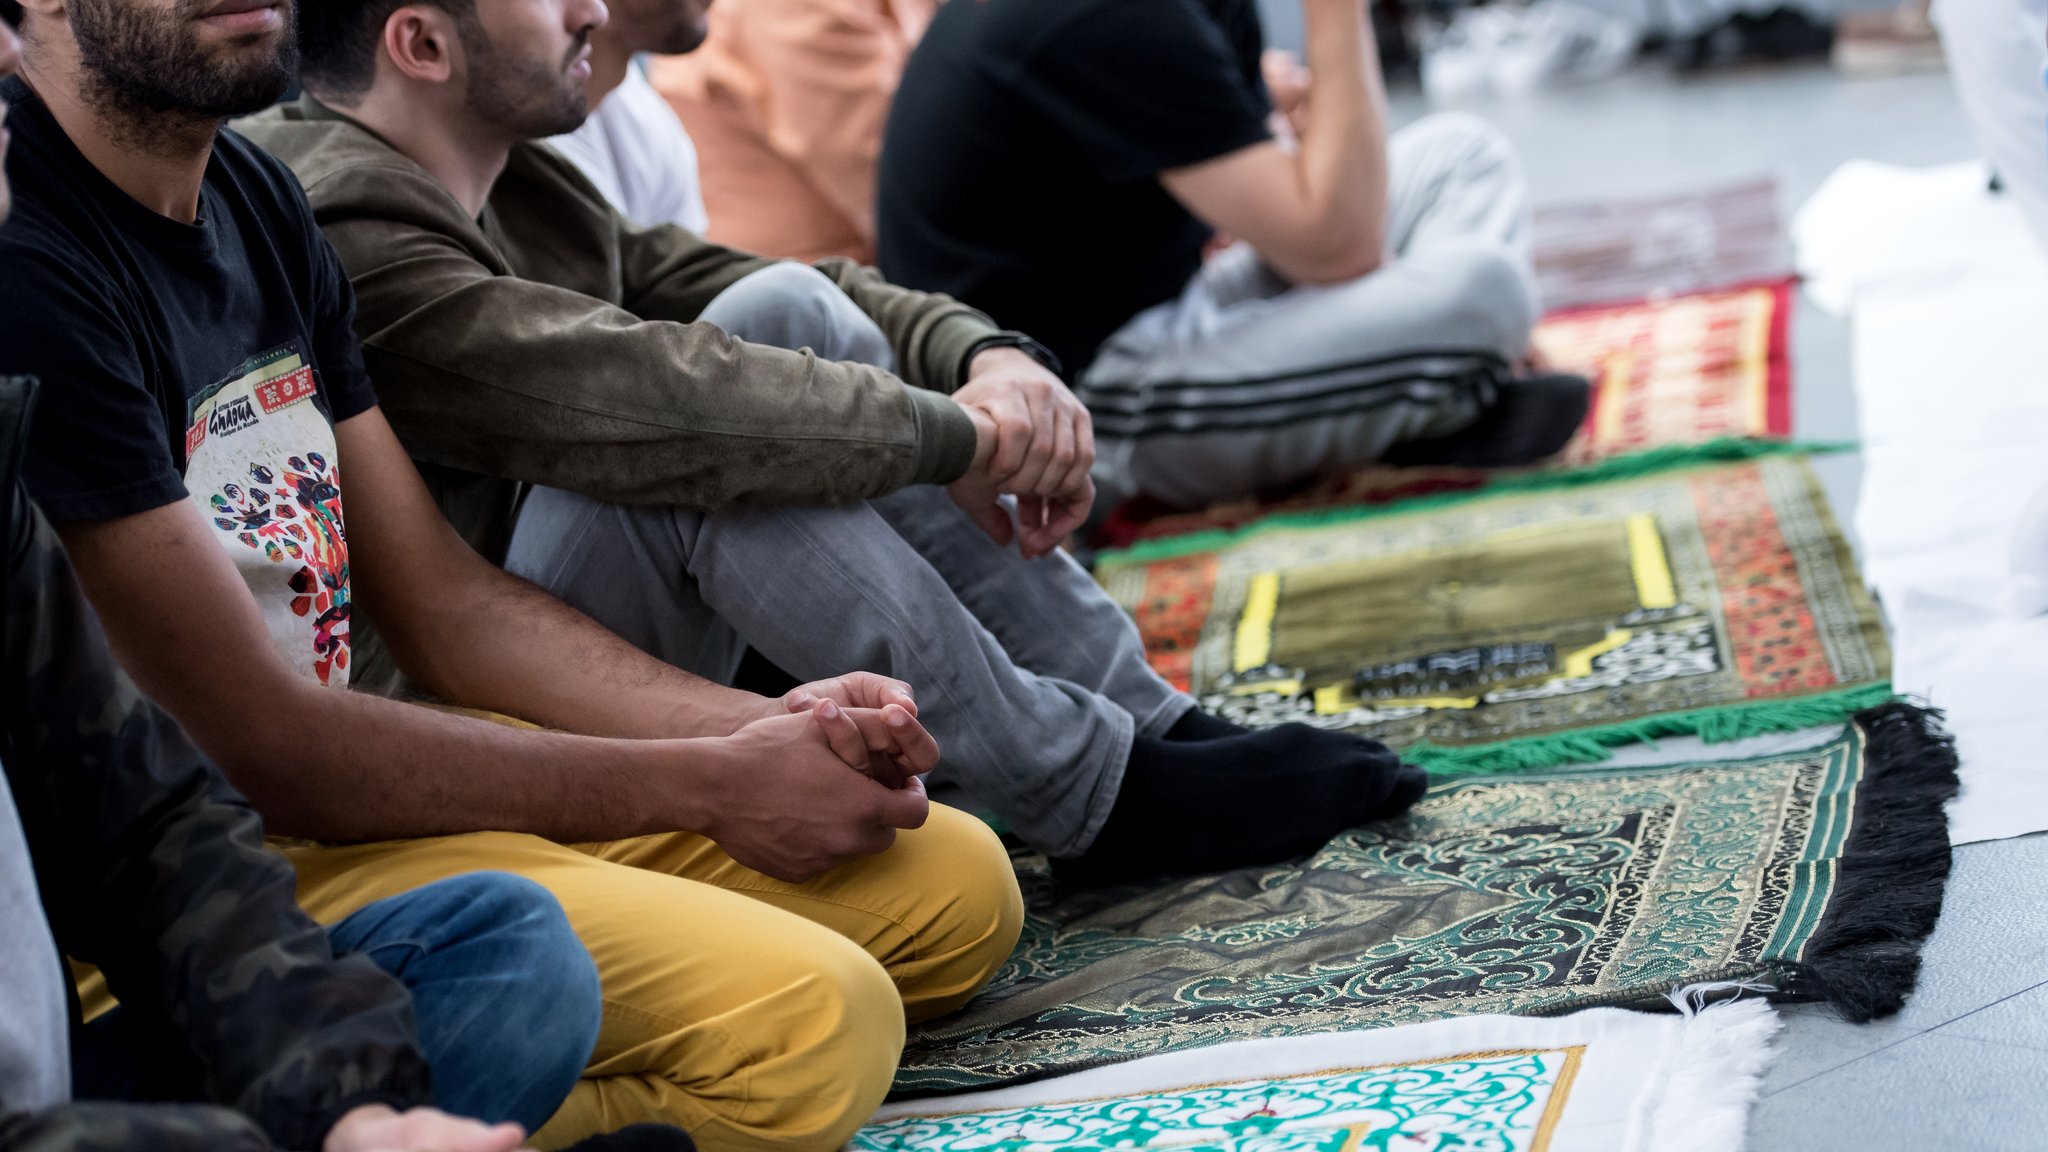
0,477,432,1152
0,1103,271,1152
614,220,1003,401
324,157,980,510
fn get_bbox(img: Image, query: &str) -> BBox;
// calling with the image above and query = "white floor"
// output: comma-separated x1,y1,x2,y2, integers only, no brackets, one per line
1387,58,2048,1150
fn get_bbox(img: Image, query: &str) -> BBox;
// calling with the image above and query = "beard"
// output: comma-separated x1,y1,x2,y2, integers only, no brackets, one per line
459,15,589,140
73,0,296,122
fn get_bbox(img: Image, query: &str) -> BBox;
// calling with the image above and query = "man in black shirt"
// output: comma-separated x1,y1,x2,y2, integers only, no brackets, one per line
0,0,1024,1145
879,0,1589,511
0,9,607,1151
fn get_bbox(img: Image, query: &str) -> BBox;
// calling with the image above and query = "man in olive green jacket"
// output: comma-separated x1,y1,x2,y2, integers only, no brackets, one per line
241,0,1425,882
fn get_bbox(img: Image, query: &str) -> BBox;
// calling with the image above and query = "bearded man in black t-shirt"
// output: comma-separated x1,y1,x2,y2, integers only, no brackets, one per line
0,0,1034,1146
879,0,1591,511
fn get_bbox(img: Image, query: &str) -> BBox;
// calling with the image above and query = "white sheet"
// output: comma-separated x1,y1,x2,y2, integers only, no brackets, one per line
863,995,1780,1152
1794,160,2048,845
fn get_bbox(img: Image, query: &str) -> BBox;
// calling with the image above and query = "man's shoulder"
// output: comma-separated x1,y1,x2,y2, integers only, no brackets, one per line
504,138,625,221
234,106,464,229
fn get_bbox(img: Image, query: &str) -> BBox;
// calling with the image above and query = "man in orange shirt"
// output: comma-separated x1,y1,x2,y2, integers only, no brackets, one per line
647,0,936,263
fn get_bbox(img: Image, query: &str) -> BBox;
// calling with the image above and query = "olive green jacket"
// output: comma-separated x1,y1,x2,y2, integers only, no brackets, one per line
238,98,992,569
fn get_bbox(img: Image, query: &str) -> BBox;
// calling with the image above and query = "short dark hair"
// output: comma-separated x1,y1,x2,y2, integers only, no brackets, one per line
298,0,475,102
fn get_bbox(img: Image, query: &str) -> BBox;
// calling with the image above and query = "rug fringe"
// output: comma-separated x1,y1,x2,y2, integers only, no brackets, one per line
1403,682,1897,776
1635,995,1782,1152
1767,701,1960,1022
1096,437,1853,569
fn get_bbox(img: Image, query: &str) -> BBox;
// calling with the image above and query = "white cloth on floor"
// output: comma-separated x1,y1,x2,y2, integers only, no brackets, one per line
862,995,1779,1152
1931,0,2048,255
1794,159,2048,845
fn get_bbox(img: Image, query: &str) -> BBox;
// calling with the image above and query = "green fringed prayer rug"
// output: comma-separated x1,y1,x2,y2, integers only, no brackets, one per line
1097,456,1890,774
894,705,1955,1098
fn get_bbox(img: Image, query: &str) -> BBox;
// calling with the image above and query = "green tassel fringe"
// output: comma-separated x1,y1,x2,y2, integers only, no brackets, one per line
1098,437,1853,570
1406,682,1898,777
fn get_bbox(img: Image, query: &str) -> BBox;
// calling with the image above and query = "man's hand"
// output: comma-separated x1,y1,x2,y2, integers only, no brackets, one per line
783,671,919,719
324,1105,527,1152
781,671,936,786
697,710,933,881
949,347,1095,558
1262,48,1311,140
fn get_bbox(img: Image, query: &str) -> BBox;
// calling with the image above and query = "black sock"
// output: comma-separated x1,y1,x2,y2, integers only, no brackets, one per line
1059,724,1429,886
1382,373,1592,469
1162,707,1244,741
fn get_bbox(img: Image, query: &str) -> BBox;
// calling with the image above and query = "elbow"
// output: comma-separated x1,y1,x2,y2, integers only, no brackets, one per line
1263,217,1383,286
1302,248,1383,285
1292,222,1385,285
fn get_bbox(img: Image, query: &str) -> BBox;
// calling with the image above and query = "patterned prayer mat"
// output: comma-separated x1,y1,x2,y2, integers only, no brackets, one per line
893,706,1954,1098
1096,456,1885,773
1096,279,1798,550
871,999,1778,1151
1532,178,1783,310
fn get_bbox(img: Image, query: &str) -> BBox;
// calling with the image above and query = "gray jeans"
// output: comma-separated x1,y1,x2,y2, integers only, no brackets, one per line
0,761,69,1117
1080,113,1540,508
505,263,1193,857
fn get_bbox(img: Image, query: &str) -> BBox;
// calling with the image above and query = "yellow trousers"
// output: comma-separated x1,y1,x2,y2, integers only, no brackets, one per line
278,805,1022,1152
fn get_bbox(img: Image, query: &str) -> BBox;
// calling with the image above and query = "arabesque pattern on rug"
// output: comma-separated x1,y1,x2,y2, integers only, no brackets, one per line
897,713,1942,1096
1099,457,1887,769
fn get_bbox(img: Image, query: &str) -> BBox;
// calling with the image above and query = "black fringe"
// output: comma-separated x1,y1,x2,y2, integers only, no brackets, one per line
1770,701,1960,1022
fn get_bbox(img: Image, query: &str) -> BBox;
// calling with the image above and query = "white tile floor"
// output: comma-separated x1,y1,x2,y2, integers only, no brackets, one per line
1384,58,2048,1149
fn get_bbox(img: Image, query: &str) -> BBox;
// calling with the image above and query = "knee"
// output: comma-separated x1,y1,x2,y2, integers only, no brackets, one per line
704,262,887,363
1408,110,1520,173
739,939,906,1151
897,806,1026,1021
1426,243,1538,357
420,872,602,1077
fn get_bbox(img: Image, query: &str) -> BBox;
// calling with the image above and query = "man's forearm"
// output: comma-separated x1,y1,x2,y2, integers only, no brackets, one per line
1297,0,1389,270
381,557,768,742
222,683,721,843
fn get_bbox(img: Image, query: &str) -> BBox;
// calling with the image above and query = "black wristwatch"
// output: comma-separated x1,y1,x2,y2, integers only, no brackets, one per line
959,332,1065,386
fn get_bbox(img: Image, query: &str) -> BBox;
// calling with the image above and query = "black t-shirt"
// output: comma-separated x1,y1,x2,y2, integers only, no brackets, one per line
0,78,379,687
0,77,377,525
877,0,1272,377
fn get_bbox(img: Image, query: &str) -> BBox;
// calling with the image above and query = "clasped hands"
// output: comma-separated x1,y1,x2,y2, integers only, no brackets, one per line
948,345,1096,559
700,671,947,883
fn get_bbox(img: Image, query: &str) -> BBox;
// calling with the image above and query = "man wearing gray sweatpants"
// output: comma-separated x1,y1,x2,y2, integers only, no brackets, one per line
879,0,1589,510
248,0,1427,886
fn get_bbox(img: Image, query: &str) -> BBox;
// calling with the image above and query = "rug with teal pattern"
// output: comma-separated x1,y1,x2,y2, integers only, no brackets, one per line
894,704,1955,1097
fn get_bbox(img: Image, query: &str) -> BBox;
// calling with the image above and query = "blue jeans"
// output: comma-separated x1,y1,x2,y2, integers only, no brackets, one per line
77,872,601,1134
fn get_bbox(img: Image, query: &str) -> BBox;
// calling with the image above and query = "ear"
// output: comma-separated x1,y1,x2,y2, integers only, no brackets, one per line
15,0,62,24
381,3,463,85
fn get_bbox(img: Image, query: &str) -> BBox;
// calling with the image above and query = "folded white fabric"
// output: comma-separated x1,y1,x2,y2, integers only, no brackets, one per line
1795,159,2048,845
861,993,1780,1152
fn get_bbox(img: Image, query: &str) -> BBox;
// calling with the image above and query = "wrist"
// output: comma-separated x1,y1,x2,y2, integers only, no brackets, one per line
961,333,1063,384
631,736,728,836
951,401,998,476
661,686,778,740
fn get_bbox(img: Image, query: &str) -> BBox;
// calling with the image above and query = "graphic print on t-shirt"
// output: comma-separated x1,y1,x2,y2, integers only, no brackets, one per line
185,342,351,687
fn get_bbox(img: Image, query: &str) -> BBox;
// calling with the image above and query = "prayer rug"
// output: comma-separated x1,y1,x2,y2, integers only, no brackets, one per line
1095,456,1886,773
893,706,1954,1097
1532,178,1783,310
1095,280,1798,550
870,997,1778,1152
